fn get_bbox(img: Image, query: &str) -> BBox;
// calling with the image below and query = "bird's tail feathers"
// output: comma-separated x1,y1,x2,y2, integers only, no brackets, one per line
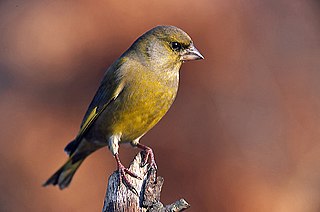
43,156,84,190
64,138,81,156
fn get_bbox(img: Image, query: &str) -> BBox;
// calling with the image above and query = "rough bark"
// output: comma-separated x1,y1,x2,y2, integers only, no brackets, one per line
102,152,190,212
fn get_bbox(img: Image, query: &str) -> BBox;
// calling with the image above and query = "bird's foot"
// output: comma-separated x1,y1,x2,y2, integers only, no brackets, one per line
136,143,158,170
115,153,141,195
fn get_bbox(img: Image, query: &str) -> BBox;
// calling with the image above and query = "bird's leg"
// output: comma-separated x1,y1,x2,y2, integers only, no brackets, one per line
135,143,157,169
114,153,141,194
109,135,141,191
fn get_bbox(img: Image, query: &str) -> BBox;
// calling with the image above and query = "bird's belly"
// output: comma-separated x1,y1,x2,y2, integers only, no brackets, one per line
95,87,177,142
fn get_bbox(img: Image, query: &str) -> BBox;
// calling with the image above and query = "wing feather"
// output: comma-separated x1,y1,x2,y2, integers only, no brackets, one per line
76,59,127,139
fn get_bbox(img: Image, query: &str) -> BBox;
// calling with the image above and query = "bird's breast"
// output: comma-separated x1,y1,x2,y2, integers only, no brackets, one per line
97,70,179,142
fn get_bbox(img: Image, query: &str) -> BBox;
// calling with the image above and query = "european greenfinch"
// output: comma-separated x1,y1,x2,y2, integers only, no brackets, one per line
44,25,203,190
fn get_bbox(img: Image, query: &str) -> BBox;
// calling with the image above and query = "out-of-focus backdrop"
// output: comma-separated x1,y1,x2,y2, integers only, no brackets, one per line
1,0,320,211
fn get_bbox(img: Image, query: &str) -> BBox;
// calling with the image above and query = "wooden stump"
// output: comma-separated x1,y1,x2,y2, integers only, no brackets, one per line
102,152,190,212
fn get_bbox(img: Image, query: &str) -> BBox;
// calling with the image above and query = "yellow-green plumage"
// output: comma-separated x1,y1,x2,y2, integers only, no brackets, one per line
44,25,203,189
96,60,180,142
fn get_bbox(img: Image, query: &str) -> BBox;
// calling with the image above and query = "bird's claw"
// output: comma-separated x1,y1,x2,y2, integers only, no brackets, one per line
115,153,141,195
141,147,157,170
117,163,141,195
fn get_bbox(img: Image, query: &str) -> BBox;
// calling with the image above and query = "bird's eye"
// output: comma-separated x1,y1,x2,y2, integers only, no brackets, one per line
171,42,182,51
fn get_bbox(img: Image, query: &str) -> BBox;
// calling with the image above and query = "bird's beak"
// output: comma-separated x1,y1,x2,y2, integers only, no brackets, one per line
180,44,204,61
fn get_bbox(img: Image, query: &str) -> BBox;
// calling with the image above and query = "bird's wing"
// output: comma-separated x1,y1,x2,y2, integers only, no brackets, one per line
77,60,126,139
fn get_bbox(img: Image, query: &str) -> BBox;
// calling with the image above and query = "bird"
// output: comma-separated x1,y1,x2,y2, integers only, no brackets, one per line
43,25,204,191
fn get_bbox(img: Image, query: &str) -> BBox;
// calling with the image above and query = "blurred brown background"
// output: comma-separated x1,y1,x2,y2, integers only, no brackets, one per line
1,0,320,211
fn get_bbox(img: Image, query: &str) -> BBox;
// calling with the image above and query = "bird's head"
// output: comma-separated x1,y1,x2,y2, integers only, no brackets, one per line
131,26,204,70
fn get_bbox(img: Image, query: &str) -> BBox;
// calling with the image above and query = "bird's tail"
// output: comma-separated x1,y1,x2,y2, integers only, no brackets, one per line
44,137,102,189
43,155,84,190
